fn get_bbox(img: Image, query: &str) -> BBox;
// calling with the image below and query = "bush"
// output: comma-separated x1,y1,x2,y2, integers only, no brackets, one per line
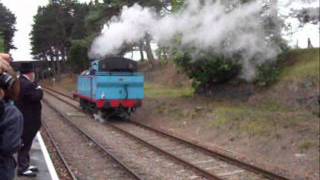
255,48,289,87
255,62,281,86
174,51,241,90
173,42,289,91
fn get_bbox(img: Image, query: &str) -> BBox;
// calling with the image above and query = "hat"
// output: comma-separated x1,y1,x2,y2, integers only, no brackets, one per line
19,63,34,74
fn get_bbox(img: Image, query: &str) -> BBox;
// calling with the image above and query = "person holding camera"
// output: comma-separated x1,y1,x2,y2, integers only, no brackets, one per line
15,62,43,177
0,53,24,180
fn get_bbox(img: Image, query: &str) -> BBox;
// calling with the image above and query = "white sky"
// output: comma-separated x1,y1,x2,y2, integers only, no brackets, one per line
1,0,89,61
1,0,319,61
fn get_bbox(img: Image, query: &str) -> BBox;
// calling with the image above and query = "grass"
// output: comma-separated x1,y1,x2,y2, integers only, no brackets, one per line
209,101,316,137
299,141,315,152
210,105,274,136
144,83,194,98
146,49,320,136
281,48,320,81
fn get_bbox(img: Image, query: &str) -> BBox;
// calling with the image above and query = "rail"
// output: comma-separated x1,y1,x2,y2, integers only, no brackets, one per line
43,98,143,180
43,87,291,180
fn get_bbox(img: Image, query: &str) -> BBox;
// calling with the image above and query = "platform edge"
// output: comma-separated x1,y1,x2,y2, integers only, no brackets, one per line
37,132,60,180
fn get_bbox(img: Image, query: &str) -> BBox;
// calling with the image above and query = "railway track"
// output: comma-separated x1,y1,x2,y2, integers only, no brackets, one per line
42,98,142,180
43,87,291,180
41,121,77,180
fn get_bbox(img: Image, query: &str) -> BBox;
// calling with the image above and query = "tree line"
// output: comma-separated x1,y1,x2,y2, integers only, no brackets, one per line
29,0,288,89
30,0,318,91
30,0,183,78
0,2,16,53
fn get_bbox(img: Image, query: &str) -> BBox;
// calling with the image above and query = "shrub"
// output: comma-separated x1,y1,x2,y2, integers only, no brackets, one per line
255,62,281,86
174,51,241,90
255,48,289,87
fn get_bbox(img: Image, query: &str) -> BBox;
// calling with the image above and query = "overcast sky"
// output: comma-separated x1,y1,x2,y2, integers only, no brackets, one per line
1,0,89,60
1,0,319,61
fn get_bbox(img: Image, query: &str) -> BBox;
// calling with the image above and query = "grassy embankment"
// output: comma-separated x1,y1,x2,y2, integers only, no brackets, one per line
54,48,319,177
145,48,319,142
54,49,319,144
211,48,319,137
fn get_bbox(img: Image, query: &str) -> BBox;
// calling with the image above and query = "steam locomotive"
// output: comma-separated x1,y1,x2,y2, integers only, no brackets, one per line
73,57,144,121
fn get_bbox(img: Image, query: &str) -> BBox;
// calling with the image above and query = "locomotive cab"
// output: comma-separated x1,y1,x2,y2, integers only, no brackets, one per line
74,57,144,120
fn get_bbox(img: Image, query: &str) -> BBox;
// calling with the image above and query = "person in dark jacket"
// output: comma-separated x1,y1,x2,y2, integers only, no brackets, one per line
15,63,43,177
0,100,24,180
0,53,23,180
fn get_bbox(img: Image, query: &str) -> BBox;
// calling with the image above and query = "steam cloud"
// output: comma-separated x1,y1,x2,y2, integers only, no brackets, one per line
89,0,281,80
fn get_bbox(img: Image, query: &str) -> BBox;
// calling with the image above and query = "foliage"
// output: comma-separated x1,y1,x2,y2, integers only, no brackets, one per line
281,48,320,81
0,2,16,52
174,51,241,90
30,0,165,74
171,0,288,91
29,0,290,88
31,1,89,57
31,1,91,76
255,62,281,87
67,40,90,73
291,7,319,25
171,0,185,12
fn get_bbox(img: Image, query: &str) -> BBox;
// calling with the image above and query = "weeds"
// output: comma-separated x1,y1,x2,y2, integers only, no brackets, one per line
145,83,194,98
299,141,315,152
210,103,318,137
281,48,320,81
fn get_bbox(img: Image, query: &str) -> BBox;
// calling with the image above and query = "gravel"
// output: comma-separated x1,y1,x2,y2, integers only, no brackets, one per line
42,102,136,180
44,92,205,180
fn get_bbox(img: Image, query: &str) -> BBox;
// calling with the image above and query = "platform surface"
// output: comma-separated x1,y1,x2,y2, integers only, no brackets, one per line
15,133,58,180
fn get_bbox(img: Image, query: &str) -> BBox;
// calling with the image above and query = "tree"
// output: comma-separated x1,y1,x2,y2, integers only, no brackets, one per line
68,40,90,73
0,2,16,52
30,0,168,74
291,7,319,25
173,0,287,90
31,1,91,77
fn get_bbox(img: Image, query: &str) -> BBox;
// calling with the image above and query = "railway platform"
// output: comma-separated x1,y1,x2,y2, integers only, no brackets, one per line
16,133,59,180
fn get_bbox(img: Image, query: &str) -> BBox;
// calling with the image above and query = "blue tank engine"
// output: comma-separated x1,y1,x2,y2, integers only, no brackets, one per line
74,57,144,120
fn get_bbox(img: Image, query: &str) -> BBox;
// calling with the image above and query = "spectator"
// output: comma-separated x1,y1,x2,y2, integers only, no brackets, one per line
0,53,23,180
15,63,43,177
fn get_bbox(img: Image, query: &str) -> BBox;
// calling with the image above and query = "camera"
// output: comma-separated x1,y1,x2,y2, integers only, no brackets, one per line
0,73,16,90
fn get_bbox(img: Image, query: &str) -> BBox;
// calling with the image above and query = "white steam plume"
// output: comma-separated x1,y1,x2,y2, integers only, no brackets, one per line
89,0,281,80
